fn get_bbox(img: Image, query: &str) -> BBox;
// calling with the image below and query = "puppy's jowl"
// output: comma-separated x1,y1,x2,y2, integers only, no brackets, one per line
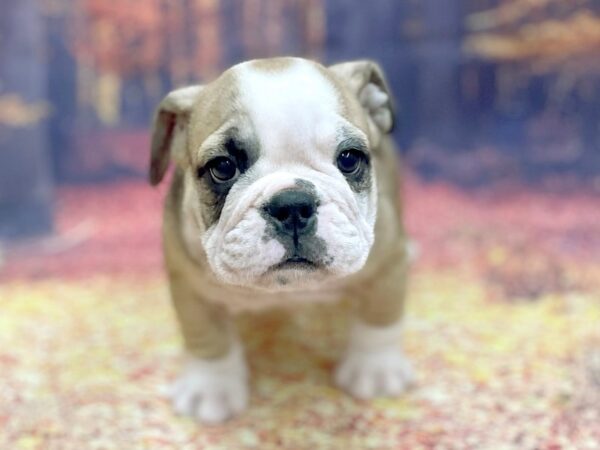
150,57,414,424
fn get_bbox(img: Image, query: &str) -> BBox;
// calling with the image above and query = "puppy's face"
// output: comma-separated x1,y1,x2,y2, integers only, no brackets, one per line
150,58,395,291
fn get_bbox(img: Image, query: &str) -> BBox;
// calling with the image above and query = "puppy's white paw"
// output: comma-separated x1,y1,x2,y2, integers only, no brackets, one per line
335,321,414,399
335,346,414,399
167,343,248,424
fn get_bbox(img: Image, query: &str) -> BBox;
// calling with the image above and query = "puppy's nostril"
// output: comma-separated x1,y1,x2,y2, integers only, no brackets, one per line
299,205,313,219
275,207,290,222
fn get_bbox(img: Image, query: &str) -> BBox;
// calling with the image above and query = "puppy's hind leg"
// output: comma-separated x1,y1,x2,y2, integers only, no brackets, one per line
166,272,248,424
335,249,414,399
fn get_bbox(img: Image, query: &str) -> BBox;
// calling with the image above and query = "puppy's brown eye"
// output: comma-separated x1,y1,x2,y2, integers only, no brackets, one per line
337,149,364,174
208,157,238,182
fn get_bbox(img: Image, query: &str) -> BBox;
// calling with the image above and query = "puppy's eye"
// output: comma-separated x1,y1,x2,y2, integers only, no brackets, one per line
337,149,364,174
208,157,238,182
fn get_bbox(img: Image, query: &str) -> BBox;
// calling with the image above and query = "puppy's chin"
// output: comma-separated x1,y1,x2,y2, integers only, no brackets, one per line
257,264,331,292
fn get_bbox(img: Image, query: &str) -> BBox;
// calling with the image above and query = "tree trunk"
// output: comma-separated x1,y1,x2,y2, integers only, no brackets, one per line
0,0,54,239
416,0,463,148
323,0,417,149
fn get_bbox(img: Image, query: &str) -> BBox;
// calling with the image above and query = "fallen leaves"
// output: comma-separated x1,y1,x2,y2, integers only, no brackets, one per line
0,266,599,448
465,2,600,74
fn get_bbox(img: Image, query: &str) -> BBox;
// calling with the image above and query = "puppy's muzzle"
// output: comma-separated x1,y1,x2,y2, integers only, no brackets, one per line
263,189,317,246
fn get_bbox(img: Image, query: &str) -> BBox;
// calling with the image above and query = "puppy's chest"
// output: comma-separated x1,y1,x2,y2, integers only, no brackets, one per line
199,279,343,313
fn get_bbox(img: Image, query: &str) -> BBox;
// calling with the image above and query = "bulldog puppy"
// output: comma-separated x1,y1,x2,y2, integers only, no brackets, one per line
150,57,413,424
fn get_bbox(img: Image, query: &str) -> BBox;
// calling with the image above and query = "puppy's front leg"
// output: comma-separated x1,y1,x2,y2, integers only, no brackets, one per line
167,273,248,423
335,255,414,399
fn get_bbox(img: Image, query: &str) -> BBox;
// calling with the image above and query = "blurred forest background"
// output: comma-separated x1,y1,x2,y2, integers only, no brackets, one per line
1,0,599,238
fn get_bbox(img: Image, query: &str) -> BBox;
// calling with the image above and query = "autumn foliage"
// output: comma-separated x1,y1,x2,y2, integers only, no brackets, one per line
465,0,600,74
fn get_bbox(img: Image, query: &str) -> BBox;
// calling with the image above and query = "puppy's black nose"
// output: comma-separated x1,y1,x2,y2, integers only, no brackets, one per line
264,189,317,238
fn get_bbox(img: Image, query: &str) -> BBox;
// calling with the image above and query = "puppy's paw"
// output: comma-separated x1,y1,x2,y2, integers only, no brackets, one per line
334,321,414,399
335,346,414,399
167,343,248,424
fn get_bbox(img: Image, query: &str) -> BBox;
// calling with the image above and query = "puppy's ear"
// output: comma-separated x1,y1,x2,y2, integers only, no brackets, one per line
149,86,203,186
329,60,395,133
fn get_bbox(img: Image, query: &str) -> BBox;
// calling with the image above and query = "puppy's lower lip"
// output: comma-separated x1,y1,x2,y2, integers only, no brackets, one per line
287,256,311,264
273,257,318,270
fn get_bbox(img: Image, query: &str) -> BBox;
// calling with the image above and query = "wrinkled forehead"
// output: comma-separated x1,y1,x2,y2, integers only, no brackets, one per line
232,59,352,161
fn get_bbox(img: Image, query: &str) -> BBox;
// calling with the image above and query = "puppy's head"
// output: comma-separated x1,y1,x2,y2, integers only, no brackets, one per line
150,58,395,291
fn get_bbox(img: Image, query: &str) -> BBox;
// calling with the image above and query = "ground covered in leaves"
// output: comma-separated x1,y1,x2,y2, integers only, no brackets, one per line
1,176,599,449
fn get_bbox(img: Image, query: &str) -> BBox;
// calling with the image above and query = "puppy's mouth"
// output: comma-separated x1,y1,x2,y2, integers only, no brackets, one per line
272,256,319,271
